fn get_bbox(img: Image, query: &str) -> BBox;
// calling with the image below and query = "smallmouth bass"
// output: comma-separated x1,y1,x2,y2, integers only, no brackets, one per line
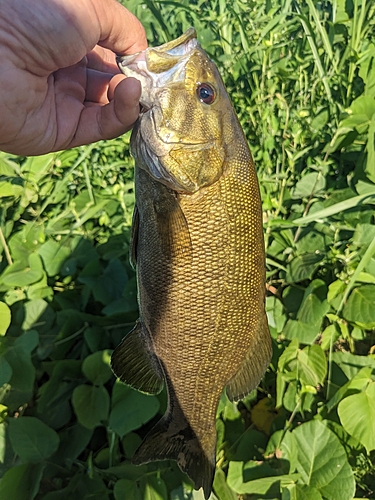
111,28,272,499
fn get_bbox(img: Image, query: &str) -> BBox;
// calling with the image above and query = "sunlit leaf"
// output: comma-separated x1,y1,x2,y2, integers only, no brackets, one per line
338,381,375,452
291,172,326,199
38,240,70,276
297,345,327,387
285,253,324,283
342,285,375,328
143,476,168,500
293,420,355,499
213,469,237,500
0,302,11,336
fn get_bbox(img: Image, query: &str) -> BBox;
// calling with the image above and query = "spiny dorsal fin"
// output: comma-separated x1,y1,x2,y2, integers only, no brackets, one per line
111,321,164,395
226,313,272,401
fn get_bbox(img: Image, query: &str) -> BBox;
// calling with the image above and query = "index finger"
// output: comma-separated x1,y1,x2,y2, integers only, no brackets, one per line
87,46,118,74
94,0,148,55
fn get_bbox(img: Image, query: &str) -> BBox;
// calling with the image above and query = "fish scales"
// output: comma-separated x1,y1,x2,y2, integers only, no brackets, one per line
111,28,272,499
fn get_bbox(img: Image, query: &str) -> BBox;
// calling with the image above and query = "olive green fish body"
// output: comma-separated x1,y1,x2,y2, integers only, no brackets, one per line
111,28,271,499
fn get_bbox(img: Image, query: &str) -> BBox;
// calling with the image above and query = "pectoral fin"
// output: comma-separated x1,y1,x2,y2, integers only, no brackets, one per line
111,321,164,395
226,314,272,401
153,189,192,262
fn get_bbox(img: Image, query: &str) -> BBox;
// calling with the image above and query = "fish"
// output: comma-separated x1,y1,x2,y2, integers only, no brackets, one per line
111,28,272,499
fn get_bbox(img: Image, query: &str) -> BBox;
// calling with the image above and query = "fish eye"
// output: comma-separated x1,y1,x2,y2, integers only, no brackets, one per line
197,83,216,104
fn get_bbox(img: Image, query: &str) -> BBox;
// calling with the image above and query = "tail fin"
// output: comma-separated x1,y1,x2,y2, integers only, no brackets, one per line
132,411,215,499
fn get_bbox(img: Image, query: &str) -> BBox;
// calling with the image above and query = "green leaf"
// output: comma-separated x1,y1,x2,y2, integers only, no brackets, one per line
0,302,11,336
283,319,320,344
22,299,48,330
114,479,142,500
284,280,329,343
9,416,59,462
2,331,38,404
327,280,346,305
79,258,129,306
109,381,160,438
0,254,44,288
266,295,286,335
72,384,110,429
0,463,44,500
356,180,375,195
297,280,329,325
291,172,326,199
14,329,39,352
227,460,298,494
293,420,355,500
285,253,324,283
121,432,142,459
320,324,339,351
57,424,93,463
42,472,110,499
0,181,16,197
38,240,70,276
349,95,375,121
342,285,375,328
338,381,375,452
278,338,299,372
37,360,82,414
297,345,327,387
0,356,12,386
266,430,298,474
1,267,43,287
283,484,323,500
331,351,375,380
227,429,267,462
82,350,113,385
143,476,168,500
22,299,55,333
22,153,55,181
213,468,238,500
293,192,375,225
104,462,148,481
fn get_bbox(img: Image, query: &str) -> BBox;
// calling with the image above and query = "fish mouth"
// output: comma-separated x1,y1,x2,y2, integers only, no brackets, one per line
117,28,199,108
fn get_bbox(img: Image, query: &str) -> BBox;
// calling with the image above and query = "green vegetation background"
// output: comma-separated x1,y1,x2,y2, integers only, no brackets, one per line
0,0,375,498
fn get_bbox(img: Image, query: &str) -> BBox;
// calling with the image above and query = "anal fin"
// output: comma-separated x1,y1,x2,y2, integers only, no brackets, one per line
226,313,272,401
111,321,164,395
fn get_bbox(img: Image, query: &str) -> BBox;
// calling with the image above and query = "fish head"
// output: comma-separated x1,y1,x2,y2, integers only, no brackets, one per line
118,28,237,193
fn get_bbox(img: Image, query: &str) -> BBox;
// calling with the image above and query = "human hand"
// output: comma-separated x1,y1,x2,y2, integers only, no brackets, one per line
0,0,147,156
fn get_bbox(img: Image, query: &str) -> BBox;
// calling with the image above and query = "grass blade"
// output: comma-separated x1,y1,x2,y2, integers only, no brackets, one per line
293,193,375,224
